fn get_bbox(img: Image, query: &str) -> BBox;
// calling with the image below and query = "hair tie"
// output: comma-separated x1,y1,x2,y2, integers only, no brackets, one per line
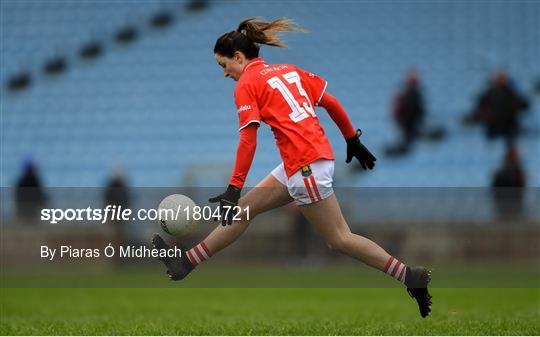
237,23,248,34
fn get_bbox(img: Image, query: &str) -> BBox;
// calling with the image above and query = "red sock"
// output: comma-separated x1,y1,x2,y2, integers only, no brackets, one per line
383,256,407,283
185,242,212,267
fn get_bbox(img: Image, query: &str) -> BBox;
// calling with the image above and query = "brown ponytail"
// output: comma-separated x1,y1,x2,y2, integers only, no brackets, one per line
214,17,304,59
236,17,303,48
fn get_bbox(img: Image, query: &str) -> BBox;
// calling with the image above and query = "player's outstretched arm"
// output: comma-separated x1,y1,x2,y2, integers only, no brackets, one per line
318,92,356,139
209,123,259,225
318,92,376,169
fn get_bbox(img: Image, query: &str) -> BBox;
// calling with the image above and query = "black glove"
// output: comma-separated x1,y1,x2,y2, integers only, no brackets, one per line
208,185,241,226
346,129,376,170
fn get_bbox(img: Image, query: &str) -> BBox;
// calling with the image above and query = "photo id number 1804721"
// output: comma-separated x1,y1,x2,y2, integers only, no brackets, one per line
183,205,249,221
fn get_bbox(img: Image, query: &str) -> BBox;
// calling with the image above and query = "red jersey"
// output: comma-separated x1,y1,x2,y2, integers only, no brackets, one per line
234,58,334,177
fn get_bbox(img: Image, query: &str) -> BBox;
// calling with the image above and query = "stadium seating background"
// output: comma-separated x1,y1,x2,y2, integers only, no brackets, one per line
2,0,538,189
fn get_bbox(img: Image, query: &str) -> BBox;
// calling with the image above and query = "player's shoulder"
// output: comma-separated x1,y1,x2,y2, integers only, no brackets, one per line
235,72,258,98
235,73,252,91
293,65,320,78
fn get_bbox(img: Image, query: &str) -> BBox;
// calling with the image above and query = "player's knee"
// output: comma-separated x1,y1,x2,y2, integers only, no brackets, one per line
326,241,345,253
325,235,346,253
238,198,260,221
238,208,255,222
326,241,341,253
325,232,352,254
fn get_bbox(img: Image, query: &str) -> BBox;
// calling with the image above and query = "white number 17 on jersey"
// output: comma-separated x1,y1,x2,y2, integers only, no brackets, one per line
267,71,316,123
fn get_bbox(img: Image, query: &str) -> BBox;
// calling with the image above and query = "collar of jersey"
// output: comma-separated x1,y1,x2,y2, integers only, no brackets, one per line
243,58,265,73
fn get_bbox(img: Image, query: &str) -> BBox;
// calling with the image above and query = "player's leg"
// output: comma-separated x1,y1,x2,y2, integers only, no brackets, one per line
202,173,293,254
295,160,431,317
298,194,392,270
153,169,292,280
299,194,432,317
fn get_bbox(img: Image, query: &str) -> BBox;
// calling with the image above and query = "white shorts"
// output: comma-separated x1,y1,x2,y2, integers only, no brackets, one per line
271,159,335,205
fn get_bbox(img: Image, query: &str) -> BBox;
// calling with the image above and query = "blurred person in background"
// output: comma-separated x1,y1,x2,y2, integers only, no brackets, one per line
464,70,529,145
386,70,446,157
394,70,425,149
153,17,431,318
491,144,526,221
15,158,47,224
104,165,131,264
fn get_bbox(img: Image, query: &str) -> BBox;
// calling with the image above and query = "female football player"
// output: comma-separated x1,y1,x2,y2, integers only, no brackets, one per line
154,17,431,317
